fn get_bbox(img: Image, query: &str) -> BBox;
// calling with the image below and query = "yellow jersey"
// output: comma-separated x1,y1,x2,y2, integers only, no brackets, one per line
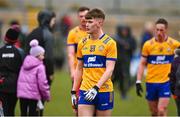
77,34,117,92
142,37,180,83
67,26,88,68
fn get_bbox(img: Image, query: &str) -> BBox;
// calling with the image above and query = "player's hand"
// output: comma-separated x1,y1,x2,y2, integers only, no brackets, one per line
136,81,143,97
84,85,99,101
71,91,78,109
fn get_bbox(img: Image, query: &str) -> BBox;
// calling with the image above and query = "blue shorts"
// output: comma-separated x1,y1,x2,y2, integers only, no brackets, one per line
146,81,171,101
78,90,114,110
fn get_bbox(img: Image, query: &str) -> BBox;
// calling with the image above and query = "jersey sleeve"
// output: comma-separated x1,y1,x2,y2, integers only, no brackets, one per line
174,39,180,48
76,40,83,60
106,40,117,61
141,41,149,57
67,30,75,46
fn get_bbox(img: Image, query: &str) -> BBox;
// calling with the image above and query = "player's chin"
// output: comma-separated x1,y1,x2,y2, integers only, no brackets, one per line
86,30,91,34
158,35,163,39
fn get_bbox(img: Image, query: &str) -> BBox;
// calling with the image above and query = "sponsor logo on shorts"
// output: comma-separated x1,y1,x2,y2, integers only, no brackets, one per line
101,103,108,106
164,92,170,95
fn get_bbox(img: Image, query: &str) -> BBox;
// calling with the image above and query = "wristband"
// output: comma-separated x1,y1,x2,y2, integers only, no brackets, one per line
93,85,99,91
71,91,76,94
136,80,141,83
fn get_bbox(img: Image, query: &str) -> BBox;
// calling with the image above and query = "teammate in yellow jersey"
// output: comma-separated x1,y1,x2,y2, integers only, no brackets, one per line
71,8,117,116
67,6,89,82
67,7,89,113
136,18,180,116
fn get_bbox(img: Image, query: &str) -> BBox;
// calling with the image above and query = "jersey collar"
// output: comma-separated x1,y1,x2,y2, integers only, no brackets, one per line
99,33,105,40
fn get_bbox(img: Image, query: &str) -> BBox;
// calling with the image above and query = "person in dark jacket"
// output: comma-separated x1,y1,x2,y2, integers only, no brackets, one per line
169,47,180,116
25,9,56,116
25,9,56,85
0,27,24,116
113,25,137,99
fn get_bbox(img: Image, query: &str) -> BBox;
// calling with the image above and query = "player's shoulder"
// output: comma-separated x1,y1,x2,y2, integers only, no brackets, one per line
143,37,155,47
167,36,179,44
69,26,79,34
101,34,116,45
78,35,89,45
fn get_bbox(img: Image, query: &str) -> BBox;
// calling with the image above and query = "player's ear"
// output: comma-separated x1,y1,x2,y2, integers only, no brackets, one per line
97,19,104,27
99,19,104,26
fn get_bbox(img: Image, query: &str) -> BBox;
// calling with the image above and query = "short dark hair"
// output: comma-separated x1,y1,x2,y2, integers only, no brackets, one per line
78,6,90,13
155,18,168,28
85,8,105,20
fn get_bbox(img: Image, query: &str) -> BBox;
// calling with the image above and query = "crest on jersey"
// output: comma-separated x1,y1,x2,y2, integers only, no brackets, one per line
167,48,171,52
98,45,104,51
90,45,96,52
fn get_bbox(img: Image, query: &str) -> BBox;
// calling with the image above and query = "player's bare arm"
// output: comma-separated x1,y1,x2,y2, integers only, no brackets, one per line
67,46,76,80
96,60,116,88
137,56,147,82
72,60,83,91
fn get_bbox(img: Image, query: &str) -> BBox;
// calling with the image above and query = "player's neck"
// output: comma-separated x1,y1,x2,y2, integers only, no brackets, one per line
90,29,104,40
155,35,168,43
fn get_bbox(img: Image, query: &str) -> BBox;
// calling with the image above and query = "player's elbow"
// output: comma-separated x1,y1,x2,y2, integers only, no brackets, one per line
140,60,147,66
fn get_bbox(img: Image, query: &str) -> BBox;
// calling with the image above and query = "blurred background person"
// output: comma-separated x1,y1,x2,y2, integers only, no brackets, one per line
25,9,56,86
59,14,73,39
53,13,73,69
9,20,27,50
169,47,180,116
113,25,137,99
25,9,56,116
140,21,154,48
0,27,24,116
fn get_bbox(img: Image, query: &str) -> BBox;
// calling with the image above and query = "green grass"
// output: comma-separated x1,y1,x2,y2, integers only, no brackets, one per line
15,69,177,116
